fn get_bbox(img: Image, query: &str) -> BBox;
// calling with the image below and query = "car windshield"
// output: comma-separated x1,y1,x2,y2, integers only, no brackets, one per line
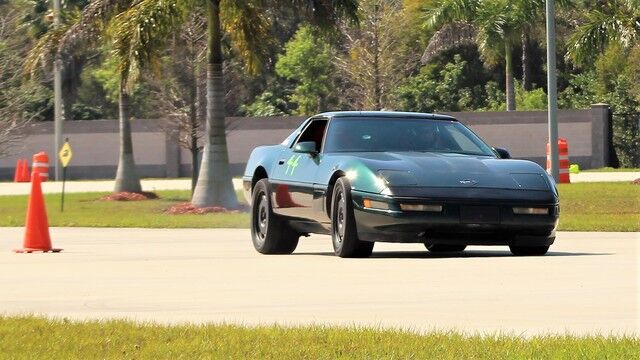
323,117,495,156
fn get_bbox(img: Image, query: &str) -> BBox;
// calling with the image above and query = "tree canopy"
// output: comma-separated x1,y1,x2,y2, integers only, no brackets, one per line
2,0,639,172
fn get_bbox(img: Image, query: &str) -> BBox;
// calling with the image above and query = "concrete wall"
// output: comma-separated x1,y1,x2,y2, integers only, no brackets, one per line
0,106,611,180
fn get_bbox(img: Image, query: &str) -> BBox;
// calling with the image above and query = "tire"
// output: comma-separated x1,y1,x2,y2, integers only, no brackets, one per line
331,177,374,258
425,244,467,253
509,245,549,256
251,179,299,254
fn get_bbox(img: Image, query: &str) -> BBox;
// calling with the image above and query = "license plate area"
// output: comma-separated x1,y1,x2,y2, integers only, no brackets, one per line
460,206,500,224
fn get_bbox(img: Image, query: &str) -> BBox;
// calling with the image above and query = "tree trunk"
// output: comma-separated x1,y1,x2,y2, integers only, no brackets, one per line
505,43,516,112
191,144,199,195
114,86,142,193
191,0,238,208
189,46,199,196
522,32,531,91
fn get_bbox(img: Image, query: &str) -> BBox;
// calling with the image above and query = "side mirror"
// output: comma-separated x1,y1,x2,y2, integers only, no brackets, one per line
294,141,318,156
493,147,512,159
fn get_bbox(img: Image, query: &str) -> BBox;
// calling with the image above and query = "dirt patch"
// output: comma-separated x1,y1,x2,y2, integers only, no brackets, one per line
632,178,640,185
165,202,247,215
101,192,159,201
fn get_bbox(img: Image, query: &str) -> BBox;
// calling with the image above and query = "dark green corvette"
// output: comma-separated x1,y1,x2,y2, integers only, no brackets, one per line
243,111,559,258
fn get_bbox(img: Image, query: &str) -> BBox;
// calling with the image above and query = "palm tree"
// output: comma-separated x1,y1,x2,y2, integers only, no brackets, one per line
98,0,359,208
423,0,523,111
190,0,360,208
155,0,356,208
28,0,358,204
567,0,640,66
517,0,574,90
24,0,147,193
422,0,574,110
108,0,186,193
192,0,252,208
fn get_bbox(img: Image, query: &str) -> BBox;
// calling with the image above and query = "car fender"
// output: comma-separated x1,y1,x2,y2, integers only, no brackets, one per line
317,156,386,196
243,144,288,193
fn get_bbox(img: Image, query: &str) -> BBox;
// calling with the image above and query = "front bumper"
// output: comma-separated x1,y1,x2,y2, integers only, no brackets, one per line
351,190,558,246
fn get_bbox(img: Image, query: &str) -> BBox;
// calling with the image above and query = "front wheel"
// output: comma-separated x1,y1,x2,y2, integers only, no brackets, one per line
509,245,549,256
331,177,374,258
251,179,299,254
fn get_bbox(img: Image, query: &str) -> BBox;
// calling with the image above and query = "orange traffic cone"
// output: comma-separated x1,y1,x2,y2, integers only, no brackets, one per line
23,160,31,182
15,171,61,253
19,159,30,183
13,160,23,182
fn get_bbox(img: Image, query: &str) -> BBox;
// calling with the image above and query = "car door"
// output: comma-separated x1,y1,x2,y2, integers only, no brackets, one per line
270,118,328,219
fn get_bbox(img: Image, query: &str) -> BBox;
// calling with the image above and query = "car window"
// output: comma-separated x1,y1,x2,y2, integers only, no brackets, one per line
323,117,494,156
442,125,488,154
294,119,328,152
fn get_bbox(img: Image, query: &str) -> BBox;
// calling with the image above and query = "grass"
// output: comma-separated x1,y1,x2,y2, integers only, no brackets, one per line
582,167,640,172
0,190,249,228
0,183,637,231
557,182,639,231
0,317,637,359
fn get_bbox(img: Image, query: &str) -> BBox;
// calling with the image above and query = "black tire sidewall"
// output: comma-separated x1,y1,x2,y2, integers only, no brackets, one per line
251,179,271,253
251,178,299,254
331,180,346,254
331,177,367,257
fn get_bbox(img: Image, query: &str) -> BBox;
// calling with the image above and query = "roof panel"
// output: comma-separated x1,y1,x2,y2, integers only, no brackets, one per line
317,111,457,121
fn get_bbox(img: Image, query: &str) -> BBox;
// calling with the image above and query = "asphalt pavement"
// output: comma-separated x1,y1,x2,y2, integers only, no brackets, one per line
0,228,637,336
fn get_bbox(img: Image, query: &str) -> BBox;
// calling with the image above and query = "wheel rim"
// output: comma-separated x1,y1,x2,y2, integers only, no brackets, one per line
254,193,268,245
334,189,346,245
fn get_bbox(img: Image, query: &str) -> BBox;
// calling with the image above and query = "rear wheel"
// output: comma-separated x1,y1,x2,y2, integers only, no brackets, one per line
331,178,374,258
425,244,467,253
509,245,549,256
251,179,299,254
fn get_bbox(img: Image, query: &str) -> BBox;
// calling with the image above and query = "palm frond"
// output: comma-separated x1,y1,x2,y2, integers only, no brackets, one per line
423,0,479,30
421,22,475,63
22,24,69,78
109,0,187,87
567,3,639,65
625,0,640,12
57,0,130,58
222,0,272,74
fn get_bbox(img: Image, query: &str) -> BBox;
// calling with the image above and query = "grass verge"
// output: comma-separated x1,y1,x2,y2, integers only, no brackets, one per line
0,190,249,228
557,182,639,231
0,316,637,359
0,183,637,231
582,167,640,172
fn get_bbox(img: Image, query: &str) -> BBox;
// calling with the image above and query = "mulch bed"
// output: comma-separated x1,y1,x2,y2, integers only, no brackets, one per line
100,192,159,201
164,202,247,215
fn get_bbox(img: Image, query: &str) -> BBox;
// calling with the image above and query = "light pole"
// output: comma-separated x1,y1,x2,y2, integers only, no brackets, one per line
546,0,560,181
53,0,64,181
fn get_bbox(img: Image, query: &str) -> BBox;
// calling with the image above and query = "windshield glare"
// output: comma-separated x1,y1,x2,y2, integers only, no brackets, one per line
323,117,495,156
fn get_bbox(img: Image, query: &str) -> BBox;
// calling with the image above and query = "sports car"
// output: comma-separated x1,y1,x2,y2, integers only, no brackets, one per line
242,111,559,258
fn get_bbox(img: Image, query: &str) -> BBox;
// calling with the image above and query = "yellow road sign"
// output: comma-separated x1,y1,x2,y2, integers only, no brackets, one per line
58,141,73,167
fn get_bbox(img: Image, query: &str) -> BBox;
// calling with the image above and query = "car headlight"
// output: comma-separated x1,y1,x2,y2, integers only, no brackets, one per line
377,170,418,186
510,173,549,190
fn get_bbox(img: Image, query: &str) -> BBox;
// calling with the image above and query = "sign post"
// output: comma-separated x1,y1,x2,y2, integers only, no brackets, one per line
58,138,73,212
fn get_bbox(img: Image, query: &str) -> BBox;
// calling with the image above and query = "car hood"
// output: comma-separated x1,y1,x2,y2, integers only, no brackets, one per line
349,151,551,191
